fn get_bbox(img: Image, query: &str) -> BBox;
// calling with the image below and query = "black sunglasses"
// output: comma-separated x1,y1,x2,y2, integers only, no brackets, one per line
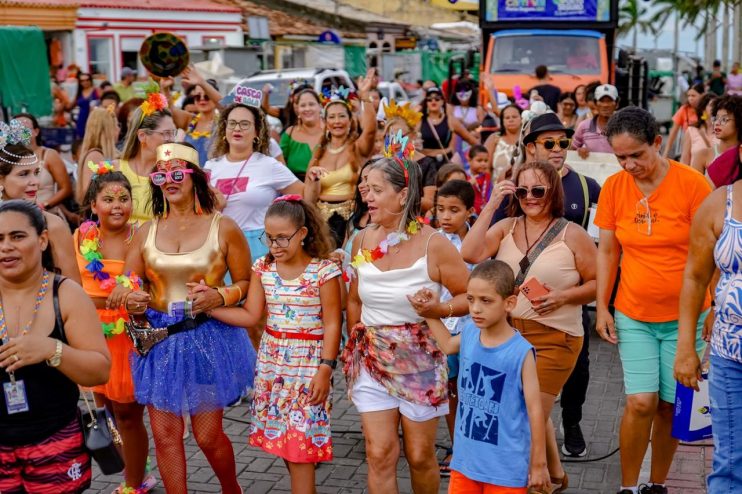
515,185,549,200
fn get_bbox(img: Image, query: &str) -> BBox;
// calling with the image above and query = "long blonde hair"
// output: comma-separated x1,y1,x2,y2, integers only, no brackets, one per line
78,107,119,165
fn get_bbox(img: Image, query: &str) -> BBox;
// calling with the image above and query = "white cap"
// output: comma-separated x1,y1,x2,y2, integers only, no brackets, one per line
594,84,618,101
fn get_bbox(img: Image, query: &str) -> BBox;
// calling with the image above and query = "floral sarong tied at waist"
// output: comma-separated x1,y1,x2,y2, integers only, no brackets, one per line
341,321,448,408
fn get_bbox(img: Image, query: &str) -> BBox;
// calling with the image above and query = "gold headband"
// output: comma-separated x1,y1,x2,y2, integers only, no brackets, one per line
156,143,199,166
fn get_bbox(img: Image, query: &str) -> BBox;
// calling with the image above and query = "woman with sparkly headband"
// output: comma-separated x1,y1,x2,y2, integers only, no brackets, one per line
343,136,470,493
0,120,80,283
108,141,255,493
206,101,302,263
75,164,156,494
304,70,376,248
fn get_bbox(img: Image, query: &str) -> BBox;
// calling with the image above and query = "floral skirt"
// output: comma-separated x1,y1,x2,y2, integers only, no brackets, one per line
248,332,332,463
342,322,448,408
132,309,256,416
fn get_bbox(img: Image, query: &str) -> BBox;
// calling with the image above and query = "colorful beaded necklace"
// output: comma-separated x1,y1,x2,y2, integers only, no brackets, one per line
78,221,140,336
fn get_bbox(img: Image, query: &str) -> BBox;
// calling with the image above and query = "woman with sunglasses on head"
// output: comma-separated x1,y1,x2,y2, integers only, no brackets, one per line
108,142,256,494
420,87,478,166
595,108,712,494
462,160,597,493
74,72,100,140
304,71,376,248
205,102,303,263
0,122,80,283
0,200,110,494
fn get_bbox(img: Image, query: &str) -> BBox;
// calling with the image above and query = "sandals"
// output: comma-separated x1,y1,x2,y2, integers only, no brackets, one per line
550,472,569,493
438,447,453,478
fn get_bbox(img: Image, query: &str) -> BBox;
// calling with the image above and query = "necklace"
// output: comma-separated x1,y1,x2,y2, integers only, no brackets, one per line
78,221,141,336
519,217,555,272
327,143,348,155
346,220,422,280
0,270,50,341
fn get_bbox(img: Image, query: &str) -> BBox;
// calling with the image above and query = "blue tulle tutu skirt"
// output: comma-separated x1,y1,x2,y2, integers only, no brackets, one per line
132,309,256,416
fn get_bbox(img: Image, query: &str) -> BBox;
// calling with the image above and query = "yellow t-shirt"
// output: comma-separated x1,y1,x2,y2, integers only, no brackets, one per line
594,160,712,322
119,159,153,226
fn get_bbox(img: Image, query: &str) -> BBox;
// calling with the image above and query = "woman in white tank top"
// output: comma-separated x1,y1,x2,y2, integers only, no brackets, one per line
342,155,470,493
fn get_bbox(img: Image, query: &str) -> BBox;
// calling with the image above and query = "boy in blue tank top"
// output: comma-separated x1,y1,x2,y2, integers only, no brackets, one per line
413,260,550,493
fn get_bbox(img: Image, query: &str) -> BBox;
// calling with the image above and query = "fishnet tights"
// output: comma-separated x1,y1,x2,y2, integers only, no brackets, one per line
148,407,240,494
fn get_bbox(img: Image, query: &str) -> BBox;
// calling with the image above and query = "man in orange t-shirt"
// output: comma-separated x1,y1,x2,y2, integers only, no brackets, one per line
594,107,711,494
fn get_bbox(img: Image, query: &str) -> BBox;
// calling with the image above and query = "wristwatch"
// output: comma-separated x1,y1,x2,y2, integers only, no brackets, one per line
46,340,63,368
320,358,337,370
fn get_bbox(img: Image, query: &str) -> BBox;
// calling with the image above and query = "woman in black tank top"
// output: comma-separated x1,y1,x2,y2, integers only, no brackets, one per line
0,201,109,493
420,86,479,164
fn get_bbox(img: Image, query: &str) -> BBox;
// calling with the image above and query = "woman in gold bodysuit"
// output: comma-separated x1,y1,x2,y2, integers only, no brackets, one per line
110,142,255,494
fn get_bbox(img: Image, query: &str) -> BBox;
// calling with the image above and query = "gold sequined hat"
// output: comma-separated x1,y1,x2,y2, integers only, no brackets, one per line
156,142,199,166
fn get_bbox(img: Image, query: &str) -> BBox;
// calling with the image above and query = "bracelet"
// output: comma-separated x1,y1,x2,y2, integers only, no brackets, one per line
446,303,454,318
216,285,243,306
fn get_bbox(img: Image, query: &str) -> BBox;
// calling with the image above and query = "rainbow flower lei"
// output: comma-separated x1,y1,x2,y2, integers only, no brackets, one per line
79,221,141,336
345,219,422,281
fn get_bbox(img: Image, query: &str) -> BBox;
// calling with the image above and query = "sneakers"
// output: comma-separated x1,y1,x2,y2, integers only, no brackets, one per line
639,484,668,494
561,423,587,457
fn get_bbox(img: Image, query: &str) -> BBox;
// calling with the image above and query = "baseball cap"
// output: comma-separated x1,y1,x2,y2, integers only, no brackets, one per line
594,84,618,101
121,67,136,78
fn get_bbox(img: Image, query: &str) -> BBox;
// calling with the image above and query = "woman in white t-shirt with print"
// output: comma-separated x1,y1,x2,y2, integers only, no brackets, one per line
205,103,303,261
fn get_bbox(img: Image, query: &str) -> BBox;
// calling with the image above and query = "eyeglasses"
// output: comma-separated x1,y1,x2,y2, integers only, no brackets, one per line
635,197,652,236
712,116,734,126
514,185,549,200
79,78,91,83
226,120,254,131
427,97,442,102
193,94,209,102
150,168,193,186
148,129,178,140
259,228,301,248
534,138,572,151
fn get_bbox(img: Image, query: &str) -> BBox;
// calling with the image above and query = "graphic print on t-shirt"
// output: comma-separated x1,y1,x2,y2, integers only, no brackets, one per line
458,361,506,445
215,177,249,196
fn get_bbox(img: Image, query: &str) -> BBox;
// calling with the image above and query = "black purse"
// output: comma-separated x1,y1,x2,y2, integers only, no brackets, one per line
79,390,125,475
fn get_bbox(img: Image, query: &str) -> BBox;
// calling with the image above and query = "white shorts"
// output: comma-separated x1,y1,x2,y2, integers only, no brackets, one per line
351,368,449,422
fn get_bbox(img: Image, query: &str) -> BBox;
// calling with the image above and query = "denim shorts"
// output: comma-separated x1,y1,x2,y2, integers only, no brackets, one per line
615,310,707,403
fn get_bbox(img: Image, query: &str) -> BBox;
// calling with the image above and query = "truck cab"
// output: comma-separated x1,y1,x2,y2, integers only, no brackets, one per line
480,0,618,99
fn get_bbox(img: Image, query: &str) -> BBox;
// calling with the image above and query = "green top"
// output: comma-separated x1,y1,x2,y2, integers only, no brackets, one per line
280,131,314,175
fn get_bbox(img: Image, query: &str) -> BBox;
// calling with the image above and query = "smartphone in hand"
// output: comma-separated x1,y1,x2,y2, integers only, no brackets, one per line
520,277,550,302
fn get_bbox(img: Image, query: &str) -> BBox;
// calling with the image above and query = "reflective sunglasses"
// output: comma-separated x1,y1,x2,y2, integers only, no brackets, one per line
150,168,193,186
259,228,301,248
534,138,572,150
514,185,549,200
193,94,209,102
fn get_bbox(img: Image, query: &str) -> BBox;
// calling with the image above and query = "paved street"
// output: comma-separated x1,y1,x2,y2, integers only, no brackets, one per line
90,327,711,493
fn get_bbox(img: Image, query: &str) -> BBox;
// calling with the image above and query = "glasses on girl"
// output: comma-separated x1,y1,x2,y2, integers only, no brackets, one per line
514,185,549,200
150,167,194,186
259,228,301,248
534,138,572,151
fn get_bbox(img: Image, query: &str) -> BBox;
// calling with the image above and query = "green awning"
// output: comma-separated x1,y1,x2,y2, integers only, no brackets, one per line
0,26,52,117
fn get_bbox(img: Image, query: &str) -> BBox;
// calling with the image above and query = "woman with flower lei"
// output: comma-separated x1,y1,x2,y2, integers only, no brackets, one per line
74,162,157,494
342,137,470,493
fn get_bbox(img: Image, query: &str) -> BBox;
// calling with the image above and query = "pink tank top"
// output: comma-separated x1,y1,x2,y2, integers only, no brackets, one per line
496,217,583,336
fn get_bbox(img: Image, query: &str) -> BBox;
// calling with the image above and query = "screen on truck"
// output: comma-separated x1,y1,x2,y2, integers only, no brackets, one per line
490,34,601,75
485,0,611,22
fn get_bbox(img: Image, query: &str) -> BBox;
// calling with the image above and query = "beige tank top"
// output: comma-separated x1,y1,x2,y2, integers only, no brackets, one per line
496,217,583,336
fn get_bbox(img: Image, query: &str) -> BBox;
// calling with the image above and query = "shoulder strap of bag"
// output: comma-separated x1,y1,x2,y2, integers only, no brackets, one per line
427,117,448,151
515,217,569,287
52,274,67,342
577,172,590,229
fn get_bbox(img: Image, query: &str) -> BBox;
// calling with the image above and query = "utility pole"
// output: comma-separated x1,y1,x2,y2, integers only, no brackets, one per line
722,3,730,70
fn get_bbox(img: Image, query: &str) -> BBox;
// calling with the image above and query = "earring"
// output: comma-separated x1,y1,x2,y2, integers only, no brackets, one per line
194,190,203,215
301,240,304,246
253,137,260,147
0,185,4,203
325,131,331,140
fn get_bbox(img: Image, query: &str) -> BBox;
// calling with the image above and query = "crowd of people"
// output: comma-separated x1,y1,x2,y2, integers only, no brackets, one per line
0,59,740,494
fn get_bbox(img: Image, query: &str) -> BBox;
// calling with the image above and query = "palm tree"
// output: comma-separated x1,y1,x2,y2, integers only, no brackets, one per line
618,0,656,52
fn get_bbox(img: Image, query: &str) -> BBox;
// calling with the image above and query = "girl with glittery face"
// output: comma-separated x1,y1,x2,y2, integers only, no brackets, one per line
75,170,157,493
